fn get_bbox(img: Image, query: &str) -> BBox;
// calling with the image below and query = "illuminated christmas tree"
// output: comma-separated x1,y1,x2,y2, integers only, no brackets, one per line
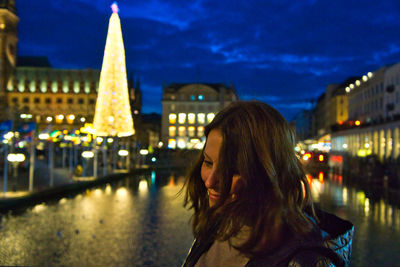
93,2,135,137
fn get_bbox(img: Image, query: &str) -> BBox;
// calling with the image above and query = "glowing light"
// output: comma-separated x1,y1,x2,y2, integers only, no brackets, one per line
7,153,26,162
207,113,215,123
107,138,114,143
96,137,104,143
169,113,177,124
158,141,163,147
318,172,324,183
342,143,348,149
355,120,361,126
188,113,195,124
151,157,156,162
367,72,373,78
362,75,368,82
355,80,361,86
93,6,134,137
82,151,94,158
38,133,50,140
4,132,13,140
168,139,176,149
177,139,186,149
345,87,350,93
80,117,86,122
111,2,119,13
318,154,324,162
197,113,205,124
116,187,128,198
139,149,149,155
302,153,312,161
46,116,53,122
365,143,370,148
138,180,148,193
178,113,186,124
118,149,129,156
349,84,354,89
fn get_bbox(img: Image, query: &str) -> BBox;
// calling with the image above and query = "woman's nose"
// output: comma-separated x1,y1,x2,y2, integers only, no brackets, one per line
204,170,218,189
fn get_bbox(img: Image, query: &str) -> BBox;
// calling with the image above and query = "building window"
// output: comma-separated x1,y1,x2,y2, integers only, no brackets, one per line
67,98,73,104
190,95,195,101
188,126,195,137
198,94,204,100
89,99,95,104
169,126,176,137
57,98,62,104
178,113,186,124
78,98,84,104
45,98,51,104
177,138,186,149
34,98,40,104
169,113,177,124
168,139,176,149
12,97,18,103
23,97,29,103
197,126,204,137
188,113,195,124
207,113,215,123
178,126,186,136
198,113,205,124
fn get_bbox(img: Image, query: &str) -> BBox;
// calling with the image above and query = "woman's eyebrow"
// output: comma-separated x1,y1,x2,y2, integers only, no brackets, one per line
203,151,211,160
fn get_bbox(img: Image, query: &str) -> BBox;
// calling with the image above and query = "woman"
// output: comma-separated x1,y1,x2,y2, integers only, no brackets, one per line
182,101,354,267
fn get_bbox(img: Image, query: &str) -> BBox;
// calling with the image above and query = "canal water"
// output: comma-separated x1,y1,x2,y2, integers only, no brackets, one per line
0,170,399,266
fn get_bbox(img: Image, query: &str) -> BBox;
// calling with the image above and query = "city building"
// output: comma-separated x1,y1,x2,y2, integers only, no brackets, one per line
5,56,142,133
161,83,238,149
384,62,400,120
347,67,386,124
0,0,18,121
7,57,100,131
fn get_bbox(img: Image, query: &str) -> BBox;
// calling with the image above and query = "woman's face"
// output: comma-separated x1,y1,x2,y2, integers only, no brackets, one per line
201,129,242,207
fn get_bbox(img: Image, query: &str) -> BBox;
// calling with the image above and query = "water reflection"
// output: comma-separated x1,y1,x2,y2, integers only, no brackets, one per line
308,170,400,266
0,170,193,266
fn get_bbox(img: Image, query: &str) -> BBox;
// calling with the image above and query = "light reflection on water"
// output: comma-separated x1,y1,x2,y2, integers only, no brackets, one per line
1,169,399,266
0,170,193,266
307,171,400,266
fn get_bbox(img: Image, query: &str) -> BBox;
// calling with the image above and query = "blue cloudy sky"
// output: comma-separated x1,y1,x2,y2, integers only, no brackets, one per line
17,0,400,120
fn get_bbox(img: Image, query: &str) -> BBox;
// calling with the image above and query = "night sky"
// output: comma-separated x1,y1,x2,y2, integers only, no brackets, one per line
16,0,400,120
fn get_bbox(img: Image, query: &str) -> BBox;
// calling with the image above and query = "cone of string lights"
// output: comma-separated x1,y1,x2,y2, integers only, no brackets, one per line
93,2,135,137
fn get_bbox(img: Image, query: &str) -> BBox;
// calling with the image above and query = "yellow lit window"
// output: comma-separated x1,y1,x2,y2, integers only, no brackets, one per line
188,113,195,124
197,126,204,137
169,126,176,137
168,139,176,149
178,126,186,136
66,114,75,124
177,138,186,149
198,113,205,124
55,114,64,124
188,126,195,137
169,113,177,124
178,113,186,124
207,113,215,123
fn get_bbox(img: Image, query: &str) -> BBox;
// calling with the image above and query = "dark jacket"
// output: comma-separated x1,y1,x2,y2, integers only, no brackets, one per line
182,208,354,267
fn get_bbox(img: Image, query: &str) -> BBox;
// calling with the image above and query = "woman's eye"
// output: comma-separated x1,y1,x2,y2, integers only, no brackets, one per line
203,160,213,167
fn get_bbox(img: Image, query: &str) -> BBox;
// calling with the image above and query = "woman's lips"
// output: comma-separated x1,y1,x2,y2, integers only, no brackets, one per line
208,191,220,201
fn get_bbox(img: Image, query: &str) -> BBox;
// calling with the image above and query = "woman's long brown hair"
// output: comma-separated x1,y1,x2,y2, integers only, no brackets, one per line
184,101,316,257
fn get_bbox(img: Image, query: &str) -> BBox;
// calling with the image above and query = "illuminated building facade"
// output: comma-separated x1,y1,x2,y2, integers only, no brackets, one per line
7,57,100,131
347,67,386,123
384,62,400,119
161,83,237,149
0,0,18,121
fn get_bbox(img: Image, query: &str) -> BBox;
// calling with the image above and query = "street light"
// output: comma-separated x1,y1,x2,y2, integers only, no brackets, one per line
7,153,26,180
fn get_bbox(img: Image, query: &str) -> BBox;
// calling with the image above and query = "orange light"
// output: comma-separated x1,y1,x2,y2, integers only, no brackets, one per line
318,154,324,162
355,120,361,126
318,172,324,183
338,121,343,125
306,174,312,185
63,130,68,135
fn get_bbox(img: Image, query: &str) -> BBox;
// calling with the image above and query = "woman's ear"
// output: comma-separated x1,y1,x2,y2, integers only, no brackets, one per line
231,174,244,195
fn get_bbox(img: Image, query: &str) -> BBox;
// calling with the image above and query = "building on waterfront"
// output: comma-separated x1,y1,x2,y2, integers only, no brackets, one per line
5,56,142,133
161,83,238,149
347,67,386,124
0,0,18,121
384,62,400,120
7,57,100,131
